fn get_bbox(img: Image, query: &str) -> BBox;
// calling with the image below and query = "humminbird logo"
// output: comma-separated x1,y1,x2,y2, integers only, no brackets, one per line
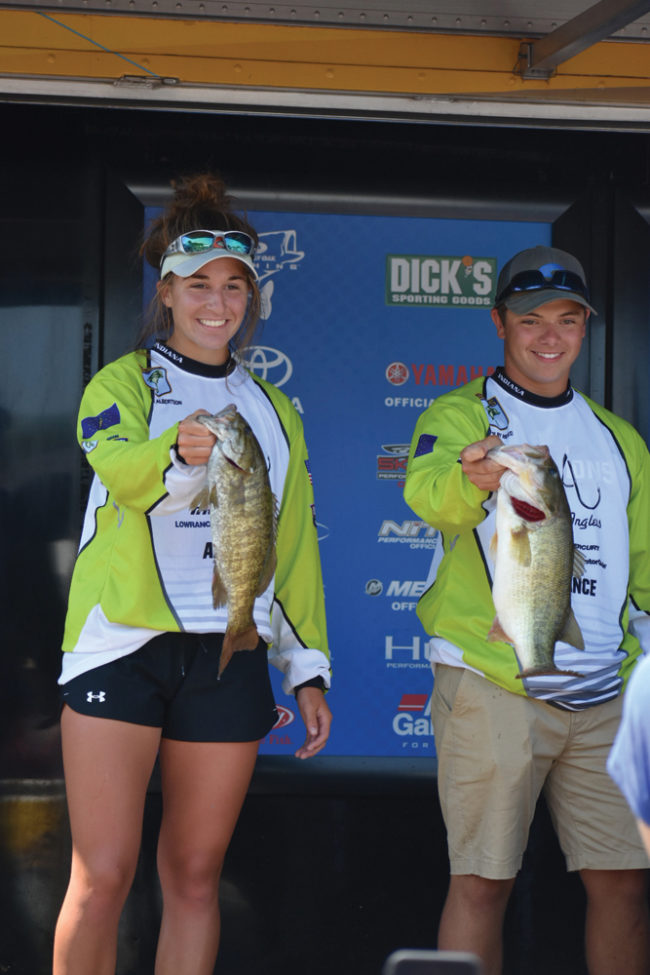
386,254,497,307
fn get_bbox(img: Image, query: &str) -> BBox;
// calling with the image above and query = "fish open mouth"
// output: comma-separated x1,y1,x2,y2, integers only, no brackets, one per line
510,497,545,522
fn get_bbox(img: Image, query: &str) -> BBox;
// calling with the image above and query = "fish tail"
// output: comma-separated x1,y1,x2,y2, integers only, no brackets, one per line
218,625,260,676
516,666,584,679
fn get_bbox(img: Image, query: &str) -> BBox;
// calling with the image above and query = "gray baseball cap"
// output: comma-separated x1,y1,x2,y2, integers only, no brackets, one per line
494,245,597,315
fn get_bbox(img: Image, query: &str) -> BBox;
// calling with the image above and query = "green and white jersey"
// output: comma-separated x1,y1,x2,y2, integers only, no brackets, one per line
61,342,331,695
404,368,650,710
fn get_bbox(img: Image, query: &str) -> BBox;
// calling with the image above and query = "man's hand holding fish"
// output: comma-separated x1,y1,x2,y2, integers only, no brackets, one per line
459,434,505,492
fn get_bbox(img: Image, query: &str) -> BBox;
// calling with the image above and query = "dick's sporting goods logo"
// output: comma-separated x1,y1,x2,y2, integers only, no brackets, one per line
386,254,497,307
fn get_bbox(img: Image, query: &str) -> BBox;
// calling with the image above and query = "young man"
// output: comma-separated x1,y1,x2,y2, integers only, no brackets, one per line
404,245,650,975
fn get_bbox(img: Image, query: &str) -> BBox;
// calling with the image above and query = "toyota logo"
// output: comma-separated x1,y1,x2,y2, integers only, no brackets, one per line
245,346,294,387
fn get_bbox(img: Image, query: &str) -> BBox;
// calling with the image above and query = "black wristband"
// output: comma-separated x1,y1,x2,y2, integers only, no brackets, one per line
294,676,326,694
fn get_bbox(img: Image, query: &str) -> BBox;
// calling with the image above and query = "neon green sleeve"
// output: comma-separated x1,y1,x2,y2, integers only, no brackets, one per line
78,352,180,513
404,380,491,535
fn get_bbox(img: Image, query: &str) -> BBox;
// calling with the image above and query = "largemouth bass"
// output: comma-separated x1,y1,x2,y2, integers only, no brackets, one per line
192,405,277,676
486,443,585,679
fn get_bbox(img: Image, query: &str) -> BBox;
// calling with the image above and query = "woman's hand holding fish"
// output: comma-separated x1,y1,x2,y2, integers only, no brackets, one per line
176,410,217,466
294,687,332,759
460,435,506,493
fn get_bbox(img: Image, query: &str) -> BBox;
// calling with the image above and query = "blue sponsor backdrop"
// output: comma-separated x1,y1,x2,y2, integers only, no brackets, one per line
145,208,550,757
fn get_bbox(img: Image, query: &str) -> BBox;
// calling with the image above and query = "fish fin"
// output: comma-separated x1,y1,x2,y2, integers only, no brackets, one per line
219,626,259,676
257,546,277,596
489,532,498,561
487,617,513,645
559,609,585,651
191,487,210,509
218,636,234,677
211,568,228,609
209,485,219,507
516,666,584,679
572,546,585,579
510,526,532,566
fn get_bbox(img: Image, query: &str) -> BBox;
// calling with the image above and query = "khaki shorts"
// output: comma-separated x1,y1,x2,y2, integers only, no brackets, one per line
432,664,648,879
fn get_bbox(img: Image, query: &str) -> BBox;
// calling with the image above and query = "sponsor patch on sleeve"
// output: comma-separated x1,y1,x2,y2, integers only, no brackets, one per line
413,434,437,458
81,403,121,439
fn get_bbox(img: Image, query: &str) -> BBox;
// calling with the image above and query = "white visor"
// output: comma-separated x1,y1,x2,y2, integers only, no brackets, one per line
160,248,258,281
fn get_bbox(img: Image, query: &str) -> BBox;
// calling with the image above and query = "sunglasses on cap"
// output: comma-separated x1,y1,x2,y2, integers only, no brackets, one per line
495,265,590,306
161,229,256,266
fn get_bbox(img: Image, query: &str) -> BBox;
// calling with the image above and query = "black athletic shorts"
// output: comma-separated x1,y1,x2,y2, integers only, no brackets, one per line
61,632,278,742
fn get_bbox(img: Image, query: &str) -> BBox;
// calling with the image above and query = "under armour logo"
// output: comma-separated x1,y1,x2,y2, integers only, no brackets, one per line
86,691,106,703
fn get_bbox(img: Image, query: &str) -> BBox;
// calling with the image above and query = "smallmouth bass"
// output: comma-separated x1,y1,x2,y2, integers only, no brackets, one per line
192,405,277,676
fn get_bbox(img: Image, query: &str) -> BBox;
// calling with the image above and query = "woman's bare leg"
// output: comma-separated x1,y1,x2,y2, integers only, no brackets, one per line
53,706,161,975
154,738,260,975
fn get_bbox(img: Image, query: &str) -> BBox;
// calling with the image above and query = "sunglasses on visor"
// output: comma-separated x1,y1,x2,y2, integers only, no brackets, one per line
495,266,589,306
161,230,256,265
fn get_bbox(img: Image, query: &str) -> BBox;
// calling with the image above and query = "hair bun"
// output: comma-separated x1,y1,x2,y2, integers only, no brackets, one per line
141,171,258,270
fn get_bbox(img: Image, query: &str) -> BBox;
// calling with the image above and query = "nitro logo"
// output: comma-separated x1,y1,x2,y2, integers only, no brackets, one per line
378,520,438,550
386,255,496,307
377,444,410,482
393,693,433,745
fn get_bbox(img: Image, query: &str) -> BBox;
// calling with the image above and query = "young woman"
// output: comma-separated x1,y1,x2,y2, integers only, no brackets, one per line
53,174,332,975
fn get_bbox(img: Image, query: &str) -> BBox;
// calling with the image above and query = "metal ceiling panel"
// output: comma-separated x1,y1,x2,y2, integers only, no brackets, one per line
518,0,650,77
2,0,650,37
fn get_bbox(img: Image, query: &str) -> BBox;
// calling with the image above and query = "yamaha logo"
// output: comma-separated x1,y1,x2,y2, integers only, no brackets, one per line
386,362,409,385
245,346,294,387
